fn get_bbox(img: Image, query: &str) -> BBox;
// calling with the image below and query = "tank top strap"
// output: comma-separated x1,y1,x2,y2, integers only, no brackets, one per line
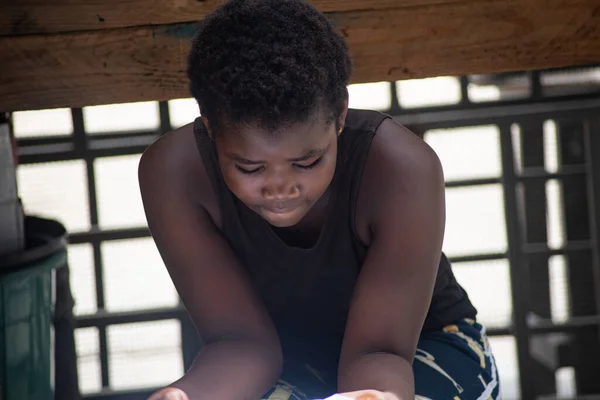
343,109,391,137
337,110,392,255
192,117,243,234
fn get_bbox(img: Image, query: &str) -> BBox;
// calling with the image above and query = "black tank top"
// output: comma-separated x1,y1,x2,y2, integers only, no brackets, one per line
193,109,477,377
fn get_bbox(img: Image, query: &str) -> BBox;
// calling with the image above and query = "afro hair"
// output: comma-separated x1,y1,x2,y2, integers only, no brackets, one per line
187,0,352,134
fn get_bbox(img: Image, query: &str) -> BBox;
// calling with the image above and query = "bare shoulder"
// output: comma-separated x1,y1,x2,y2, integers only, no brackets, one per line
354,117,444,243
370,118,442,180
138,123,220,226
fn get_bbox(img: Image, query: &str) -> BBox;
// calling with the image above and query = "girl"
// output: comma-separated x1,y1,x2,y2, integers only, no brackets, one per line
139,1,499,399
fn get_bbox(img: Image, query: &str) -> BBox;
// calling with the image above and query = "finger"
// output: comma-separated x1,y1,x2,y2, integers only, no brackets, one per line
147,387,189,400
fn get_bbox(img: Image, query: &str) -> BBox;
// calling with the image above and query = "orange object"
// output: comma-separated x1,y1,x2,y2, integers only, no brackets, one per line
356,394,380,400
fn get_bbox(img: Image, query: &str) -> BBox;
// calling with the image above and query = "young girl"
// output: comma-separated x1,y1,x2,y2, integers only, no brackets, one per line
139,1,499,399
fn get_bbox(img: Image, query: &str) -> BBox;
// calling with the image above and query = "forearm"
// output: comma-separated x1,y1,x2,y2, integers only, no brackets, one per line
169,338,282,400
338,352,414,400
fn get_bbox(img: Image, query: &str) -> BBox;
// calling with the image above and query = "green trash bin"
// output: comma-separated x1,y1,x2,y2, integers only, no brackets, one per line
0,216,68,400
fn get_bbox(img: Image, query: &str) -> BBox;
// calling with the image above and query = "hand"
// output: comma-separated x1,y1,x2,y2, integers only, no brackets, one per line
147,387,190,400
329,390,400,400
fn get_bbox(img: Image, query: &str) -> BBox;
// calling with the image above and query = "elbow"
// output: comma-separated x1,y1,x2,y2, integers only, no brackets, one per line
343,347,413,368
251,335,284,380
339,349,413,382
338,350,414,395
259,335,283,375
361,348,414,364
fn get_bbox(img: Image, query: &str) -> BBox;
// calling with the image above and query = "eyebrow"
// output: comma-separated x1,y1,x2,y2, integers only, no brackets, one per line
289,147,325,162
228,146,326,165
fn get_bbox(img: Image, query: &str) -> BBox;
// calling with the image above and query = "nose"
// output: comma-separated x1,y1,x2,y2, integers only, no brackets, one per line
261,171,300,200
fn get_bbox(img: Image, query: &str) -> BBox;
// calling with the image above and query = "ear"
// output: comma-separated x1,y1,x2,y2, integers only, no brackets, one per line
201,116,214,139
337,95,349,136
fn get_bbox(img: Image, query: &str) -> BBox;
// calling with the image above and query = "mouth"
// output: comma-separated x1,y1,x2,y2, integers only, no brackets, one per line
263,206,298,215
261,206,302,227
262,201,302,215
257,200,311,227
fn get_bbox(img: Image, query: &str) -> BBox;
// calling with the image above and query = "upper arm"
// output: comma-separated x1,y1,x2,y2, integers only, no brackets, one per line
138,130,279,347
340,119,445,365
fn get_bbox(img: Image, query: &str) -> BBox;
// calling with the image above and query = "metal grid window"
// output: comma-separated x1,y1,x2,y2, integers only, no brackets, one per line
12,65,600,400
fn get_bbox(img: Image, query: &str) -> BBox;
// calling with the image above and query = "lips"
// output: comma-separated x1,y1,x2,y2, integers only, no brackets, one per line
264,200,301,214
265,207,295,215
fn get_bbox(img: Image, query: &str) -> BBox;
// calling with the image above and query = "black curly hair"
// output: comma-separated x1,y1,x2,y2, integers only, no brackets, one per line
187,0,352,134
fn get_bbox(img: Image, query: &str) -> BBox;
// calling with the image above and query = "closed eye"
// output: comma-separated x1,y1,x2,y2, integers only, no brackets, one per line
235,165,263,174
294,157,322,170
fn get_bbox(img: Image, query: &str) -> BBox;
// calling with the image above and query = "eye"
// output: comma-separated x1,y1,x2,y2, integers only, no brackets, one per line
295,157,322,170
235,165,263,174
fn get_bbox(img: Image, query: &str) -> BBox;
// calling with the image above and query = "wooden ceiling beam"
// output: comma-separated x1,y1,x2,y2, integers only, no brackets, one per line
1,0,599,112
0,0,461,36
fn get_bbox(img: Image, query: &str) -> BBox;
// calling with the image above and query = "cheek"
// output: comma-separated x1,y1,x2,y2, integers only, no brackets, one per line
299,163,336,199
221,169,258,202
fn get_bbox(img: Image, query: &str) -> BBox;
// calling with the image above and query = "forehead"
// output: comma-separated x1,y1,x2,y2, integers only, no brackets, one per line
217,116,334,158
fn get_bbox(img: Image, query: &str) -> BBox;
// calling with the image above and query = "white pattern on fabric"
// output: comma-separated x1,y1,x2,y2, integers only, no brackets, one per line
414,348,464,393
475,324,500,400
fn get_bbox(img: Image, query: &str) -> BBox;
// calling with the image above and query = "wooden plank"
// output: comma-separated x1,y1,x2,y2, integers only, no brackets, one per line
1,0,600,112
0,0,462,36
344,0,600,82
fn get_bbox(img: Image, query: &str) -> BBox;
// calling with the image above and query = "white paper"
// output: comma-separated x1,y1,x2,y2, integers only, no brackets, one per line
316,395,354,400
